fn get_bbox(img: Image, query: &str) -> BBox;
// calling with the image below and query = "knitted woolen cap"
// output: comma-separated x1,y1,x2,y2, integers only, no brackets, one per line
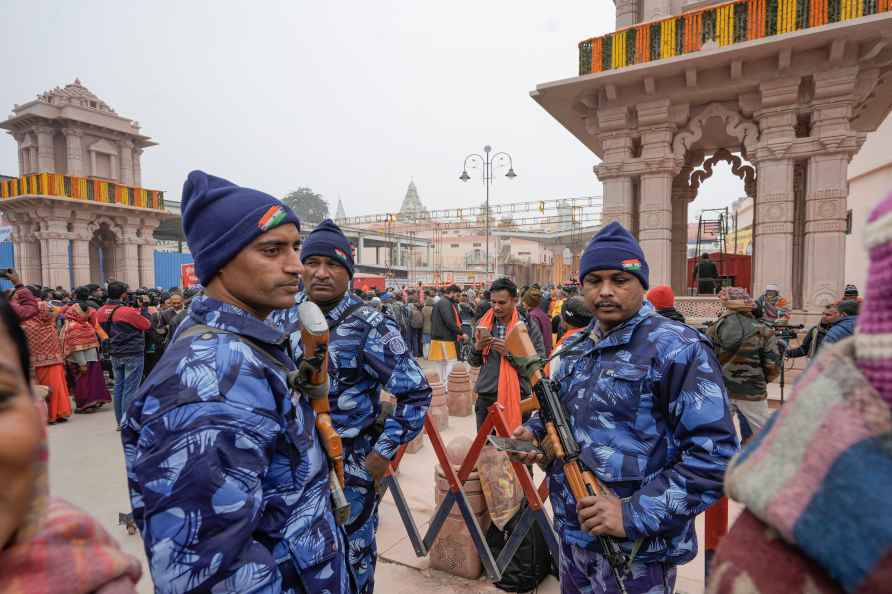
578,222,649,289
855,193,892,406
646,285,675,309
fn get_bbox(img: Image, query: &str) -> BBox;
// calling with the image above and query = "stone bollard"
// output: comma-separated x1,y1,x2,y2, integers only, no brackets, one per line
446,363,473,417
425,369,449,431
430,436,489,579
468,365,480,405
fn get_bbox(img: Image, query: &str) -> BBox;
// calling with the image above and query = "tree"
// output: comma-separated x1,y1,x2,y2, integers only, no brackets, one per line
283,187,329,224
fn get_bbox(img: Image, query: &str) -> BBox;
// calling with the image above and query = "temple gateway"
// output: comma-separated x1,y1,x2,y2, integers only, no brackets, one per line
533,1,892,319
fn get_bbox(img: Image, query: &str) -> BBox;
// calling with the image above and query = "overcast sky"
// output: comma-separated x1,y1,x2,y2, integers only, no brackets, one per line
1,0,744,223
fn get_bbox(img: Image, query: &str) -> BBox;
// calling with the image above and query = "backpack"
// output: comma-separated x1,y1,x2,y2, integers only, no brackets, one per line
409,304,423,329
485,505,552,592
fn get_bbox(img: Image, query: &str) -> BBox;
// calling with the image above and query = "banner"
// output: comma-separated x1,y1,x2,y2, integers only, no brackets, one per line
181,263,199,288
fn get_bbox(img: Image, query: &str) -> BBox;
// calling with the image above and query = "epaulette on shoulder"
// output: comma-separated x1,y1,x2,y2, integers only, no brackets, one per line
351,305,385,327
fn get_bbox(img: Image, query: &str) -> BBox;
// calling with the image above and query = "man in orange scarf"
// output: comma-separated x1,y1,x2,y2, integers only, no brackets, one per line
468,277,546,430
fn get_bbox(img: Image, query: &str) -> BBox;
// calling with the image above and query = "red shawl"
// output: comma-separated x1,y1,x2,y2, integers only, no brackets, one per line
0,498,142,594
61,305,99,358
20,302,63,368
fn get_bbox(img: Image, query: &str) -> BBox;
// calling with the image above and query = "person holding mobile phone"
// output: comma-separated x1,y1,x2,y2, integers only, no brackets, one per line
467,277,546,430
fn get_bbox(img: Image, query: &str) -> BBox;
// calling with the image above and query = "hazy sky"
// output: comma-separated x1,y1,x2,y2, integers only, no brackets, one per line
1,0,744,223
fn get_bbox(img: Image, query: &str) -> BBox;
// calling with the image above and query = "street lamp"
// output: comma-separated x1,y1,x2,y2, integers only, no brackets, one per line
458,145,517,283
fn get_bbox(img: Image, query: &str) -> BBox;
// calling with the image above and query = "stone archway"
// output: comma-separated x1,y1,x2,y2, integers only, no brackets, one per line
88,219,122,284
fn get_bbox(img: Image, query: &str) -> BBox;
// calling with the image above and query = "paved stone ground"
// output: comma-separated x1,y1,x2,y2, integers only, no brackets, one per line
47,359,747,594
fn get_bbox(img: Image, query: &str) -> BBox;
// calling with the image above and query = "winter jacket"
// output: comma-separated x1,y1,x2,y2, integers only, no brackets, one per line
785,323,828,358
421,298,434,335
822,315,857,348
122,296,346,593
526,303,738,565
526,306,553,357
707,311,781,401
286,291,432,458
431,296,462,341
96,300,151,358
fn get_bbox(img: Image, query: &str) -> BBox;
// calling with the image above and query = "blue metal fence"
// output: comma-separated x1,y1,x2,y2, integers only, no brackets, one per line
153,251,193,289
0,242,195,290
0,241,13,290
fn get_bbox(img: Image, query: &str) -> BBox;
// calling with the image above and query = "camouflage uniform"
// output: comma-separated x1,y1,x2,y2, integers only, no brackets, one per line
706,311,781,435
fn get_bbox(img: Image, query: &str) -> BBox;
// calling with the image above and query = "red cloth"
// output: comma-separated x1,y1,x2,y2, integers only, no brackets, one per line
35,365,71,423
95,303,151,331
0,498,142,594
21,302,64,368
478,307,522,430
61,305,99,358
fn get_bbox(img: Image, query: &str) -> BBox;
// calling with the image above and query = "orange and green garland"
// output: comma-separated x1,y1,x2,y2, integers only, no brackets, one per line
0,173,164,209
580,0,889,74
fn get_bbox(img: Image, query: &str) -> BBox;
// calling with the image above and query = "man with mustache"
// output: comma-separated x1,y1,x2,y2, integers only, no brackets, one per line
510,222,738,594
122,172,350,594
291,219,432,594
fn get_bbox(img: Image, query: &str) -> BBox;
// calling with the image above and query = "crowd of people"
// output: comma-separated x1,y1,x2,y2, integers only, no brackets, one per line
0,169,888,594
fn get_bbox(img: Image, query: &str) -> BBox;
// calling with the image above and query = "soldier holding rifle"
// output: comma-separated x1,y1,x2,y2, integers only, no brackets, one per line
287,219,432,594
509,222,738,594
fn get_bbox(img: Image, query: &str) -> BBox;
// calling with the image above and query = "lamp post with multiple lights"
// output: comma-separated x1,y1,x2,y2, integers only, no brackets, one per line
459,145,517,283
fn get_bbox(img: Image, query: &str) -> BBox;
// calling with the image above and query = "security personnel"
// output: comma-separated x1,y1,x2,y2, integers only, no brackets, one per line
289,219,432,594
511,222,738,594
123,172,350,593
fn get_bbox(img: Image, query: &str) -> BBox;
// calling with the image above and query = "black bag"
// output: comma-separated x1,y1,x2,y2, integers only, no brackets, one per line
485,505,552,592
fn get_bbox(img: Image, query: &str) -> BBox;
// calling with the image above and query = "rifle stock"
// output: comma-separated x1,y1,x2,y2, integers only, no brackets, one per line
504,323,631,594
298,302,350,524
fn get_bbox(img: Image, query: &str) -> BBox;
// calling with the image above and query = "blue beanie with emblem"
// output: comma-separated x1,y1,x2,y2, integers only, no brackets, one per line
578,221,649,289
181,170,301,285
300,219,355,277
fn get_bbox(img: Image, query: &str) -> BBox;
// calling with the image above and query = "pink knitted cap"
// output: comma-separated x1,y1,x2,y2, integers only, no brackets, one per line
855,192,892,406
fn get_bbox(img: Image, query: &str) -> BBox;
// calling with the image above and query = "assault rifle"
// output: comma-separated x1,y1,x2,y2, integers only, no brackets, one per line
297,302,351,525
506,323,633,594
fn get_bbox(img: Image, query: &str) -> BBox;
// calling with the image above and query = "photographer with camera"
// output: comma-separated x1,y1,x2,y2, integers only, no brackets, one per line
707,287,781,441
785,303,834,360
96,281,151,429
821,299,860,349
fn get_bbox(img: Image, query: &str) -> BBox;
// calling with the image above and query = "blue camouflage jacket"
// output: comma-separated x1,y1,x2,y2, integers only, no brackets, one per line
526,302,738,565
121,296,343,593
282,291,432,460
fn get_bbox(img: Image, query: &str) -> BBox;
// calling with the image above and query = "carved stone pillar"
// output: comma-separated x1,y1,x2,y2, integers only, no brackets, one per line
614,0,640,28
638,117,678,288
752,79,799,299
671,175,695,295
12,133,25,177
35,125,55,173
119,140,134,185
9,219,41,285
63,128,84,177
133,148,143,186
595,109,637,232
802,68,863,310
119,225,141,287
34,219,73,289
70,220,92,287
138,221,159,288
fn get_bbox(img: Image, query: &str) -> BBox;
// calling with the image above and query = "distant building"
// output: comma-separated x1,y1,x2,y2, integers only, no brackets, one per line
0,79,170,288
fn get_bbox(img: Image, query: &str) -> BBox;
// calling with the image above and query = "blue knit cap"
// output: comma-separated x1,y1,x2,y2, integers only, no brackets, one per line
578,221,649,289
300,219,355,277
181,170,301,285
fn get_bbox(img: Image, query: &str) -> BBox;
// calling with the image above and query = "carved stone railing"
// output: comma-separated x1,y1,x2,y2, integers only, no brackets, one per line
579,0,890,74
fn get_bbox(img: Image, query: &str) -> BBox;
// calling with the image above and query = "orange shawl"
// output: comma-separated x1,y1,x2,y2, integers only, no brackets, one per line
479,307,522,429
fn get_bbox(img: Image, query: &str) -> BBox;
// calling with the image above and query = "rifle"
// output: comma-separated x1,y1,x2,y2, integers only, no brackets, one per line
505,322,633,594
297,301,351,525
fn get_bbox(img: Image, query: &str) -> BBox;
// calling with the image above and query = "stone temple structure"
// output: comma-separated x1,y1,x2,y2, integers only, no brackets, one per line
533,3,892,317
398,180,429,220
0,80,168,288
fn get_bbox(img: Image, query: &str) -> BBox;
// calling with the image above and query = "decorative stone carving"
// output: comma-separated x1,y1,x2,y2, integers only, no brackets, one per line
672,103,759,159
